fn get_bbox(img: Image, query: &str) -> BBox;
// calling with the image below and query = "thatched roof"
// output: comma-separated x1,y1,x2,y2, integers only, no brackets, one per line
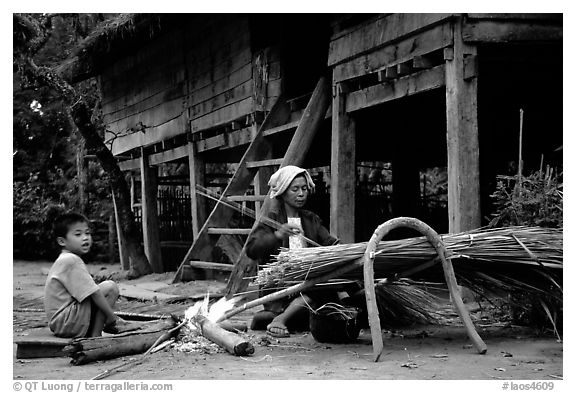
56,13,189,83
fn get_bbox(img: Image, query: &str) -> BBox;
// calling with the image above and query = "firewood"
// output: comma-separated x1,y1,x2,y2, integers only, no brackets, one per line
68,319,175,365
195,315,254,356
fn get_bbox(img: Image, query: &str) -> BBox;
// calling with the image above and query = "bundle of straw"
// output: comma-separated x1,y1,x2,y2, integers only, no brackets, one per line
256,227,562,298
373,280,443,327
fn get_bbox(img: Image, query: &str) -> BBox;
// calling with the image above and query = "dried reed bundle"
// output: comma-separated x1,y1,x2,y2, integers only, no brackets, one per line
256,227,563,296
374,280,443,327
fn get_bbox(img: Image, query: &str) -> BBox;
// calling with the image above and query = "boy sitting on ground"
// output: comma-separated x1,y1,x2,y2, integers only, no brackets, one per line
44,212,140,338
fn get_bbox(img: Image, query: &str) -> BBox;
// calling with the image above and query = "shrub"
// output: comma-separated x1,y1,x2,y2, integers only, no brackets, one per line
488,167,563,337
489,168,563,228
13,176,66,260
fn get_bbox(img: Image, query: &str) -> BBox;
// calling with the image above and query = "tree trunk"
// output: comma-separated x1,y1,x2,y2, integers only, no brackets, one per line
76,136,87,212
13,14,152,278
69,100,151,277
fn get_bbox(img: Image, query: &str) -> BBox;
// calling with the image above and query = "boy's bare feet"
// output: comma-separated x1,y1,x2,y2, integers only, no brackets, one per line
104,317,143,334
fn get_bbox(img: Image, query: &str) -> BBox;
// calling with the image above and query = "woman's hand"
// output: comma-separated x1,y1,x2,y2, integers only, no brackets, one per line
274,223,302,240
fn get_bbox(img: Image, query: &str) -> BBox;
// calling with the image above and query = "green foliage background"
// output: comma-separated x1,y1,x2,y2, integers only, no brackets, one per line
13,14,113,261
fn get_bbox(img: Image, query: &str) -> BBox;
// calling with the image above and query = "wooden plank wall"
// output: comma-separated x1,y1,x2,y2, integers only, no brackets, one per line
186,16,281,134
101,26,188,156
101,15,284,157
328,13,454,67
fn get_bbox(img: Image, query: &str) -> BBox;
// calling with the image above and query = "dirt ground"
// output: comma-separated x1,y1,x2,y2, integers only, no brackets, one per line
12,260,563,381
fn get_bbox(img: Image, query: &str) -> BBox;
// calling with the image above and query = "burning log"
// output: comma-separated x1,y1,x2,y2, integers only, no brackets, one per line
183,295,254,356
193,315,254,356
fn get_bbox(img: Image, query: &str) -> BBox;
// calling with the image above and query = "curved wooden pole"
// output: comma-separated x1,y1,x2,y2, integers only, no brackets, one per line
363,217,487,362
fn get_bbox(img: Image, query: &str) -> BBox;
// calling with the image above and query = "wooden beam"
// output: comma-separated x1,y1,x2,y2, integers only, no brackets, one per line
196,134,226,153
445,18,481,233
463,55,479,80
245,158,284,169
396,62,413,76
262,120,300,137
224,126,253,148
206,228,252,235
330,80,356,243
385,66,398,79
253,167,273,220
462,20,562,43
252,117,273,220
112,192,130,271
329,13,455,66
466,13,562,21
109,115,187,156
413,55,435,69
118,144,190,171
346,65,446,113
173,97,289,282
227,195,266,202
140,148,163,273
150,145,188,164
188,261,234,271
194,120,299,154
118,158,139,172
225,75,333,295
377,70,387,83
188,141,206,239
333,22,452,83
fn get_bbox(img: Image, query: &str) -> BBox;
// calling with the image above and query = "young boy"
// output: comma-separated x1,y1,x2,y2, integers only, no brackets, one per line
44,212,139,338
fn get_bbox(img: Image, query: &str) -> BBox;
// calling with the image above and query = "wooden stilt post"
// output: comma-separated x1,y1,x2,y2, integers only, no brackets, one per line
250,124,273,221
112,191,130,270
445,17,481,233
140,147,163,273
330,81,356,243
187,141,206,239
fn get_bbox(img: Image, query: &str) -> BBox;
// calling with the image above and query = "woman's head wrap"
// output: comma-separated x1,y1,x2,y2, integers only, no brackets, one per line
268,165,315,199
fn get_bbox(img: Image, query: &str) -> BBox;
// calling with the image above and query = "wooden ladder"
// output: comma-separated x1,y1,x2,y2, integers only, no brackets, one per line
172,75,331,288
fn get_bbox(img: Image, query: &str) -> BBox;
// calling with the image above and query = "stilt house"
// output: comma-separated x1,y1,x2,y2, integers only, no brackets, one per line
62,13,563,294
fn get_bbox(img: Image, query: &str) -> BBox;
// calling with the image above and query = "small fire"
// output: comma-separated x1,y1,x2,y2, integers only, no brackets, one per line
184,293,239,331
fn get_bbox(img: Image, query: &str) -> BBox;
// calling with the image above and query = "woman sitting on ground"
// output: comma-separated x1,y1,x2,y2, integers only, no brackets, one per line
246,165,348,338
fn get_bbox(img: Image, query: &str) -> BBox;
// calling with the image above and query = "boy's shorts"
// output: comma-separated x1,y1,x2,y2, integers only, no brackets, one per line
48,298,93,338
